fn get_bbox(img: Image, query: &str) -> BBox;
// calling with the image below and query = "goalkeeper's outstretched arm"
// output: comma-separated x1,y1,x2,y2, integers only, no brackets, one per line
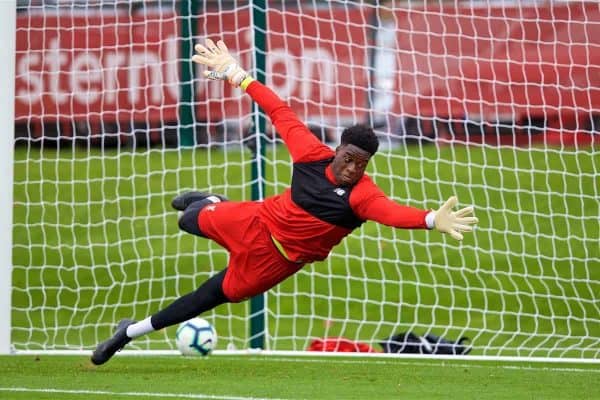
192,39,332,163
353,185,478,241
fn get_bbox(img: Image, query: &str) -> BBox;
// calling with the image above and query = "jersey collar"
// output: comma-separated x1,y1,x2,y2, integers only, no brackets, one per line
325,164,339,186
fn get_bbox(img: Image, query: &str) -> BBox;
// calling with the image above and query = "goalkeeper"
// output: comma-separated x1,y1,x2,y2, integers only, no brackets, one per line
91,39,478,365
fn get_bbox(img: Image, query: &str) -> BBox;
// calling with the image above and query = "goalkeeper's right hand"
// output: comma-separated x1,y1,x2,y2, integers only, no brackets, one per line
192,39,249,87
430,196,479,241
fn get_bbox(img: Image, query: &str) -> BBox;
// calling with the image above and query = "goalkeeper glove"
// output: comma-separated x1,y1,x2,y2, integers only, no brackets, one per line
192,39,249,87
429,196,478,241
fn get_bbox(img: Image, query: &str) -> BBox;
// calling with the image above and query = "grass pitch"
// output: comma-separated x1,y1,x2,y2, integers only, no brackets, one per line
0,355,599,400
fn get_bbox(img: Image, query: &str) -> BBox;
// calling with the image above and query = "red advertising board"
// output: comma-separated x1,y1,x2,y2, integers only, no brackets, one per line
15,11,181,123
14,8,370,125
392,3,600,120
14,4,600,128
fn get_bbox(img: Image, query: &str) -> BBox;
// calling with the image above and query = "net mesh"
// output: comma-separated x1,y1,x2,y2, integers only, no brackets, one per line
12,0,599,359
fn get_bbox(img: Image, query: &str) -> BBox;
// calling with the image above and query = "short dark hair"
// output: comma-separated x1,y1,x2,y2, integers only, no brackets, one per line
340,124,379,156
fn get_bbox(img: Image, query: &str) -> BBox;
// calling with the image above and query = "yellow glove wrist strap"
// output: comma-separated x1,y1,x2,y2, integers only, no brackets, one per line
240,76,255,90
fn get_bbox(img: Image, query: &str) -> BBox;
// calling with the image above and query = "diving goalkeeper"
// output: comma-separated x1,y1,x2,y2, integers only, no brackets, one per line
91,39,478,365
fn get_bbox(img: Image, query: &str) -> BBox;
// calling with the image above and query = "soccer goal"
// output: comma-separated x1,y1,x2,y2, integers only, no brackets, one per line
4,0,599,362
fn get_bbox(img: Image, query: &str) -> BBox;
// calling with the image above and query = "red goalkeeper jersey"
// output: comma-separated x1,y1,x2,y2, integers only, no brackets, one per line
246,81,429,263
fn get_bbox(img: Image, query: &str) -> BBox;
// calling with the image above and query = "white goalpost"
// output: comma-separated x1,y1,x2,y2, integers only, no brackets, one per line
9,0,600,362
0,0,16,356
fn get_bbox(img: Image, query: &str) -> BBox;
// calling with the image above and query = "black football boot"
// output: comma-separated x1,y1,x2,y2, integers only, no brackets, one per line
171,191,228,211
90,319,136,365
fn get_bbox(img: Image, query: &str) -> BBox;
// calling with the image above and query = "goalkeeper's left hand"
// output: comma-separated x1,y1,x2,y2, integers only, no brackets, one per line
430,196,478,241
192,39,248,87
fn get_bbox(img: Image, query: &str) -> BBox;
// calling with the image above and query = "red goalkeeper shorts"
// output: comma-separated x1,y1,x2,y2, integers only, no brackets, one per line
198,200,305,302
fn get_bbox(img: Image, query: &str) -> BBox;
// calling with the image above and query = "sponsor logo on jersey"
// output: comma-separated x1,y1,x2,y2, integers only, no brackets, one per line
333,188,346,196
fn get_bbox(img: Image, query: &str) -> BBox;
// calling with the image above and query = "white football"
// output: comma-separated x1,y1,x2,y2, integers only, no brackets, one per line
175,317,217,356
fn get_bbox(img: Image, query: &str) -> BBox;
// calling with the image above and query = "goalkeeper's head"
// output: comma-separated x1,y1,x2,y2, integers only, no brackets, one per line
331,125,379,186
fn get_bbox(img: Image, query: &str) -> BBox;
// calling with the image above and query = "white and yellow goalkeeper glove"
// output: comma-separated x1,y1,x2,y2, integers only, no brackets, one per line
191,39,249,87
426,196,478,241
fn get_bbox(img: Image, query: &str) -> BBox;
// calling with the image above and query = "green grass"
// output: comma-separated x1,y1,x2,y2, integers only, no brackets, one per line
0,355,598,400
11,143,600,358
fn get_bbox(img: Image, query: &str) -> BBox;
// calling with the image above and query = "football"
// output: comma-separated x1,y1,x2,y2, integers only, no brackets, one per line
175,317,217,356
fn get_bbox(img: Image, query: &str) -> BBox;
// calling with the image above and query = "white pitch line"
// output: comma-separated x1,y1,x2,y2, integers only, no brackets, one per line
226,356,600,374
0,387,290,400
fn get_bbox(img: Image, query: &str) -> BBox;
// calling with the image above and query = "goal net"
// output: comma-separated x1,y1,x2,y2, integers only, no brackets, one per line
10,0,599,360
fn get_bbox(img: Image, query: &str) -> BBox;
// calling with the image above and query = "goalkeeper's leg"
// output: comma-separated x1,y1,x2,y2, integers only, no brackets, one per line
149,268,229,330
91,269,229,365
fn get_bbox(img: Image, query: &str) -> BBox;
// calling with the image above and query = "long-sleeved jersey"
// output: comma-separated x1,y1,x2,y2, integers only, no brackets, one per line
246,81,429,263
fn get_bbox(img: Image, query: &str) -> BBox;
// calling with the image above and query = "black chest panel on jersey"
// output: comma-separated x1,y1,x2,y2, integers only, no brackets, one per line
291,158,364,230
